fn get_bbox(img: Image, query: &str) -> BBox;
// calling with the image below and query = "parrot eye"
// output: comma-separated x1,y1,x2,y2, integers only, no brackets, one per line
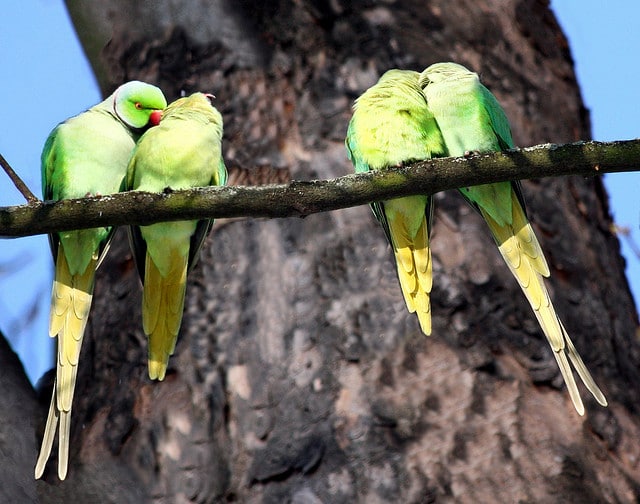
134,102,143,110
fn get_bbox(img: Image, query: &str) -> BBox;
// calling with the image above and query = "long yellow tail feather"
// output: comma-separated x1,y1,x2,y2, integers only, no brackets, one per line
36,246,96,479
34,390,58,479
480,190,606,414
389,213,433,335
143,250,188,380
562,321,608,406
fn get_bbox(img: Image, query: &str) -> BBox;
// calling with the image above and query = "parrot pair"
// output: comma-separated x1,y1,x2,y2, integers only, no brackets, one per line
345,62,607,415
36,84,225,480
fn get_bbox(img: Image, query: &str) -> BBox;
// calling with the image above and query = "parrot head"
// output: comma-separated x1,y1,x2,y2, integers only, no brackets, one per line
418,62,475,88
160,92,223,129
113,81,167,130
352,69,426,116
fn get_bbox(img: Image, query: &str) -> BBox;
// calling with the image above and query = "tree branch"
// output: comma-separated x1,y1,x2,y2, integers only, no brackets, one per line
0,153,38,204
1,140,638,238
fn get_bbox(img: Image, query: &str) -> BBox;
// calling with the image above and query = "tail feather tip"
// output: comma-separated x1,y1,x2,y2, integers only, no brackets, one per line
148,360,167,381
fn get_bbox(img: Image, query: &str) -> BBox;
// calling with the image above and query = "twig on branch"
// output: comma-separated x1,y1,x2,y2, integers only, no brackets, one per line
0,139,638,238
0,153,39,204
611,224,640,260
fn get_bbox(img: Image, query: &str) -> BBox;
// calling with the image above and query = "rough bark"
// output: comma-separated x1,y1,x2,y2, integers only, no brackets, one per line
0,333,39,502
2,0,638,502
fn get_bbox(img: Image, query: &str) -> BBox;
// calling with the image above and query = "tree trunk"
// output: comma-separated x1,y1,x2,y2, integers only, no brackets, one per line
2,0,638,502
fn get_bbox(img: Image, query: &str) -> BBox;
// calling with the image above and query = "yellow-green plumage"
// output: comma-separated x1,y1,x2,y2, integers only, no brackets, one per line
419,62,607,415
143,246,188,380
36,81,166,480
127,93,227,380
385,200,433,333
345,70,447,334
37,247,96,481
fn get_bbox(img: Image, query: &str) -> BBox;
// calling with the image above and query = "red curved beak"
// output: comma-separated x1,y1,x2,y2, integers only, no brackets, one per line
149,109,163,126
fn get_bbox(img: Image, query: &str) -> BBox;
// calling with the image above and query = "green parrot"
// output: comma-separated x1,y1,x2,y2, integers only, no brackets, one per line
418,62,607,415
126,92,227,381
345,69,447,335
36,81,167,480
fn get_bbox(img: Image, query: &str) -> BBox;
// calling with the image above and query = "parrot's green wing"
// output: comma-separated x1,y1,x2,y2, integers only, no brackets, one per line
476,83,535,221
187,160,227,271
479,83,513,150
461,83,533,224
43,126,119,270
42,129,61,260
345,131,395,246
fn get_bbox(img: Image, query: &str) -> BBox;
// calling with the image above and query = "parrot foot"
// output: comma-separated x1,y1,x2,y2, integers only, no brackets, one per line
463,150,482,157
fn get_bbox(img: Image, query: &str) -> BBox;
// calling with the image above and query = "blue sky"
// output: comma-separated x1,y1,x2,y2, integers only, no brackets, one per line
553,1,640,326
0,1,638,384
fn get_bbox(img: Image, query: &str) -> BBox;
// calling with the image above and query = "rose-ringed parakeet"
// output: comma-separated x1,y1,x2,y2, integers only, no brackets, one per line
126,92,227,381
345,69,447,335
418,62,607,415
36,81,167,480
